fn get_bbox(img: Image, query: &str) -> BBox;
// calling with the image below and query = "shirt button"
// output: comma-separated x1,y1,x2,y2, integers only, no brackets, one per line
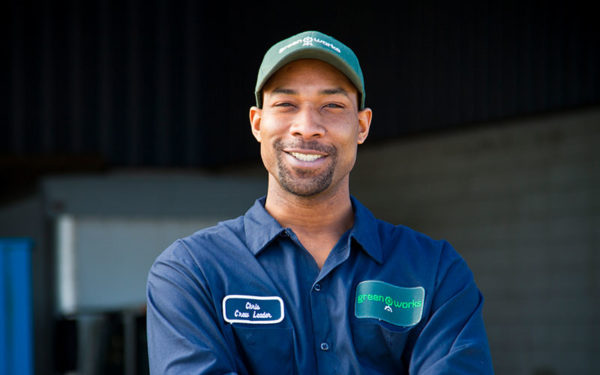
313,283,321,292
320,342,329,351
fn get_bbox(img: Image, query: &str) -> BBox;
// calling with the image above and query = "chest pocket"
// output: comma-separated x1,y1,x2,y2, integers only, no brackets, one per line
351,319,412,371
232,325,295,375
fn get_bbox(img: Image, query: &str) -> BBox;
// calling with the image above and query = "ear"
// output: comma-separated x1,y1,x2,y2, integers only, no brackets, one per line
357,107,372,144
249,106,263,142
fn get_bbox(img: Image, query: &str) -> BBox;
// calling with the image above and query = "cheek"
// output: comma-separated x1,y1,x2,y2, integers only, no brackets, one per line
334,123,361,148
259,139,279,171
258,118,287,144
260,141,272,160
337,132,360,164
342,144,359,165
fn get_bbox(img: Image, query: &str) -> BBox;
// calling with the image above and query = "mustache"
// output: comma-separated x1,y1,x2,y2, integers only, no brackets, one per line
274,139,337,155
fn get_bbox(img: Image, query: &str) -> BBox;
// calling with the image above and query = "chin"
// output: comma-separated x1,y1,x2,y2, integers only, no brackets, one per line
279,175,333,197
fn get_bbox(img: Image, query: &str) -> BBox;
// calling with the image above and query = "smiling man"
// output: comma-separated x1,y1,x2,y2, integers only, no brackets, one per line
147,31,494,374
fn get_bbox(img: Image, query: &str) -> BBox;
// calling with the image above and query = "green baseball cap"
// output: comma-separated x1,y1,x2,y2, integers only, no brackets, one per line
255,30,366,109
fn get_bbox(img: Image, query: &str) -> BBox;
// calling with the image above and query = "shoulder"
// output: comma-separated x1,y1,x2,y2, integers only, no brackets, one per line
352,196,463,269
376,219,451,256
374,219,470,280
150,215,247,276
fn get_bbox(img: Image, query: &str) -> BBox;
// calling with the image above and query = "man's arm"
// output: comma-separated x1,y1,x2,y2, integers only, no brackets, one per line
409,242,494,374
146,241,239,375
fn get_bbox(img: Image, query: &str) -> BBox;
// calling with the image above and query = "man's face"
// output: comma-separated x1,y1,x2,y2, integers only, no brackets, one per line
249,59,372,198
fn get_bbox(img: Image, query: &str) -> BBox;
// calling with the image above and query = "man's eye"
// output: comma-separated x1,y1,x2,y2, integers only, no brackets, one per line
325,103,343,109
275,102,294,107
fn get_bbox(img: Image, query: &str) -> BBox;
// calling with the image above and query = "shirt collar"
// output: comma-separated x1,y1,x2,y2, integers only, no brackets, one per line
243,196,383,264
348,196,384,264
243,196,286,255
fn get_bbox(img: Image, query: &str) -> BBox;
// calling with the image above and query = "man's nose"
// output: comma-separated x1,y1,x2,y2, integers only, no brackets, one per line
289,108,325,138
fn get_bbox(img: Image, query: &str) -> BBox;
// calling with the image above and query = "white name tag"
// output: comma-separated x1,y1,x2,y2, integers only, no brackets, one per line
222,295,284,324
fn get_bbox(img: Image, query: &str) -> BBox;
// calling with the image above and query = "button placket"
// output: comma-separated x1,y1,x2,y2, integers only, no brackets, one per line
310,278,334,375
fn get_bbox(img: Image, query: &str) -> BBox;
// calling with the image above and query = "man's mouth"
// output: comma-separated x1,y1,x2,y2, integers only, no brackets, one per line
289,152,324,162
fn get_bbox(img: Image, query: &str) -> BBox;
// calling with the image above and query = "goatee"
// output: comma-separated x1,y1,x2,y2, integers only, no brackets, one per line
274,139,337,197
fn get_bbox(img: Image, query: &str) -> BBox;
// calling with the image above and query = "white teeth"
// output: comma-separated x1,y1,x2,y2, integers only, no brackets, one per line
290,152,323,162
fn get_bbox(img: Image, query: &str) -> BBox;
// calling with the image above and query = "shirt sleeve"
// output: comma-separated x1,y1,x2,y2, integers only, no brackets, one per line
146,240,240,375
409,241,494,374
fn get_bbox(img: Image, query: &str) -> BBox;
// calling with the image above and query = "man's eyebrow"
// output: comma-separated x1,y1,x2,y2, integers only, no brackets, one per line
319,87,351,97
270,87,297,95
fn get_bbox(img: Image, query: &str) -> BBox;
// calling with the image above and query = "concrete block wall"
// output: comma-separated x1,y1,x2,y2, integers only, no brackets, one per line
351,106,600,375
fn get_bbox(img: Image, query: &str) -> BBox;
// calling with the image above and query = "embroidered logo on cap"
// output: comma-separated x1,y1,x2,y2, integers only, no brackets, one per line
355,281,425,327
278,36,341,54
222,295,284,324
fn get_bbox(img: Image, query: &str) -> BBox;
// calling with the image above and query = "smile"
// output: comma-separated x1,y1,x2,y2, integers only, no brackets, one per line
289,152,324,162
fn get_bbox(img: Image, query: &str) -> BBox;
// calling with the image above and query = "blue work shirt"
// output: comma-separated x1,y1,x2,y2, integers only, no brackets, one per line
147,197,494,374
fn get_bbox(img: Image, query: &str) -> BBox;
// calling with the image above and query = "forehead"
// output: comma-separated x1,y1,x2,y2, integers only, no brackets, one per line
262,59,357,94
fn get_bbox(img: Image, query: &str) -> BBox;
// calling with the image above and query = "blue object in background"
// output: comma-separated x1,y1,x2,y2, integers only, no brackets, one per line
0,238,33,375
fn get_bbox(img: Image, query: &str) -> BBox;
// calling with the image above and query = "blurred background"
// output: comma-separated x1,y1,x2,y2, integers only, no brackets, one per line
1,1,599,374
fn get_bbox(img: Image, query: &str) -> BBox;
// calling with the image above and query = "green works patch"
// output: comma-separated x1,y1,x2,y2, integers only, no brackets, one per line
355,280,425,327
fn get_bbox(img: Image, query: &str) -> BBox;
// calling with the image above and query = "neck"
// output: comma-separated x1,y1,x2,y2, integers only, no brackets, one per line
265,183,354,269
264,178,354,237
